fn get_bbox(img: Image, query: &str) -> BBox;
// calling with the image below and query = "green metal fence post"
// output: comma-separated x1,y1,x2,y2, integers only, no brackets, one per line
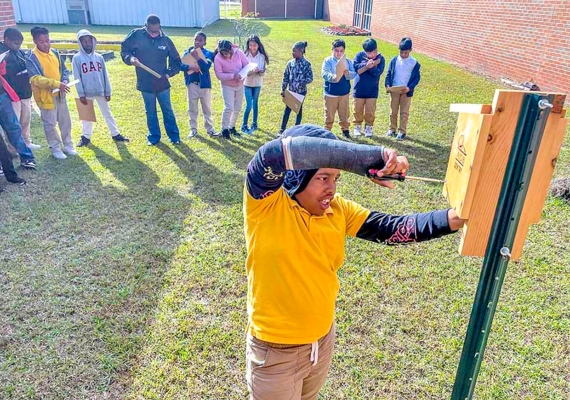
451,93,554,400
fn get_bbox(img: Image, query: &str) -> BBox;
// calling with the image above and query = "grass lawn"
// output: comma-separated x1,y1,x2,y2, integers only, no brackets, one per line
1,19,569,400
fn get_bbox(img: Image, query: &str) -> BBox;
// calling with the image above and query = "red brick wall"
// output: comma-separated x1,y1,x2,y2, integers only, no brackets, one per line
243,0,316,18
0,0,15,36
327,0,570,95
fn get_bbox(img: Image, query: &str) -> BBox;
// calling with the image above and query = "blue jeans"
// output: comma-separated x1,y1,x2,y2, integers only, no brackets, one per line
0,93,34,162
141,88,180,144
0,131,17,180
243,86,261,127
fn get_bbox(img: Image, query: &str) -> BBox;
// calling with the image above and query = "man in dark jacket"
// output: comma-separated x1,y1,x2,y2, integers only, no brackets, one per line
121,14,182,145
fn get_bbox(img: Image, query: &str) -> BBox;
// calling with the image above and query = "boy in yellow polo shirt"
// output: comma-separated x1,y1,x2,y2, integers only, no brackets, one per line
244,124,464,399
26,26,76,160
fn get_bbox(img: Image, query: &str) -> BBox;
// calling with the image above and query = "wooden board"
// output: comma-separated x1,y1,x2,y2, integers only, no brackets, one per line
511,109,567,258
181,53,199,68
458,91,524,257
386,86,407,94
447,90,568,260
449,104,493,114
334,55,347,83
443,112,492,218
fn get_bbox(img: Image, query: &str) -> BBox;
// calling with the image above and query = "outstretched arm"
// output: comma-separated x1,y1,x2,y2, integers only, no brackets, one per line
355,208,463,245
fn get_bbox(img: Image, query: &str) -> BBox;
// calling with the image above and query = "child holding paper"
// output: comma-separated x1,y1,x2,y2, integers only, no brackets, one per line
73,29,128,147
214,39,249,139
384,37,421,141
321,39,356,139
278,41,313,137
241,35,269,135
352,38,385,137
181,31,220,139
26,26,77,159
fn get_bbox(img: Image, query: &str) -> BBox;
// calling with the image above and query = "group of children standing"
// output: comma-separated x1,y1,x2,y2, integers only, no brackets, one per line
176,34,421,142
320,36,421,141
0,24,421,187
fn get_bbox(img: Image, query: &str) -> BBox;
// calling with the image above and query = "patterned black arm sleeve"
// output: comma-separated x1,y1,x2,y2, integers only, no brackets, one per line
356,209,454,244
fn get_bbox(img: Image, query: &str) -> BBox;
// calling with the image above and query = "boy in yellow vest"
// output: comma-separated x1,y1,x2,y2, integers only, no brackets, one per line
26,26,76,160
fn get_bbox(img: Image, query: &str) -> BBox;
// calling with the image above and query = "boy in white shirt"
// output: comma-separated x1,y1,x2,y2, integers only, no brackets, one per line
384,37,421,140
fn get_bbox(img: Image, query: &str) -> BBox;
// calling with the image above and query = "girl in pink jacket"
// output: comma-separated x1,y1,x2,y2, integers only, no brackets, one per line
214,40,249,139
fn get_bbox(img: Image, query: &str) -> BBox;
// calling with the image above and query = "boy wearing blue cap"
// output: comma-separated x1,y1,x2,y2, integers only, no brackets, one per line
384,37,421,141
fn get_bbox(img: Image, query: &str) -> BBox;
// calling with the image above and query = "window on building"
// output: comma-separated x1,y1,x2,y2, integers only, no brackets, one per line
353,0,373,30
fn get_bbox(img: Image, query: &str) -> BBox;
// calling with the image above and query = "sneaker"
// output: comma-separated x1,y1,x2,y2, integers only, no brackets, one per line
52,150,67,160
64,146,78,156
353,125,362,136
230,127,241,137
170,139,181,145
386,129,396,137
365,126,373,137
342,130,351,139
396,132,406,141
207,130,221,137
241,124,250,134
112,134,130,142
7,176,26,185
276,129,284,138
20,159,36,170
250,123,258,134
221,129,231,139
187,129,198,139
77,136,91,147
27,142,41,150
0,166,3,175
147,141,157,146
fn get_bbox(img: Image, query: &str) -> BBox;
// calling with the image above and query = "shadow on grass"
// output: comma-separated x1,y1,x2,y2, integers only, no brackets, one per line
154,141,245,206
0,147,202,397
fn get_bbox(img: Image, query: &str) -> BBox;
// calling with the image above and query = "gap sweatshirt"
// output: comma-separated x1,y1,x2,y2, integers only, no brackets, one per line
72,29,112,98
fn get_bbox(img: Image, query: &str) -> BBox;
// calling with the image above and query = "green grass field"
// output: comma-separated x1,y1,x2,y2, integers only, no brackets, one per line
0,19,569,399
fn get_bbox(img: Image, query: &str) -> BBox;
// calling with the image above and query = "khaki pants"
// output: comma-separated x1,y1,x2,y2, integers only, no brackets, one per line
246,324,335,400
13,98,32,145
40,96,73,152
324,94,350,131
81,96,120,139
390,92,412,133
187,83,214,132
221,84,244,129
353,97,377,127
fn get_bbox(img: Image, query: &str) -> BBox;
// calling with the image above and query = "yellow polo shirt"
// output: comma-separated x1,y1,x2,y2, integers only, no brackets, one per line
244,186,370,344
33,48,60,82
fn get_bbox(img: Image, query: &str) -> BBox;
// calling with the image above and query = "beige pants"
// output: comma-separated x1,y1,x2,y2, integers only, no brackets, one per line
40,96,73,152
389,92,412,133
187,83,214,132
353,97,377,127
3,98,33,154
324,94,350,131
13,98,32,144
246,324,335,400
221,84,243,129
81,96,120,139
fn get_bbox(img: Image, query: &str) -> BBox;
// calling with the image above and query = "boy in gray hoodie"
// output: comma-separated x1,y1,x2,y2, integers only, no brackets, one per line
72,29,128,146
